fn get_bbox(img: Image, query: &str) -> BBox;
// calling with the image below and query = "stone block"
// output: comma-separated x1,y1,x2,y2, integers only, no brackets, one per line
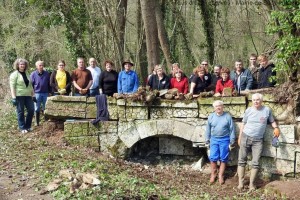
198,97,246,119
262,143,300,161
99,133,119,152
88,121,118,135
173,121,195,141
151,99,173,107
172,101,198,108
125,106,148,120
64,120,90,137
49,95,87,102
260,156,300,175
190,125,206,143
64,136,99,148
172,108,198,118
150,107,173,119
156,119,174,136
108,104,118,120
118,126,140,148
117,99,126,106
159,137,197,155
117,106,126,121
86,102,97,119
136,120,158,139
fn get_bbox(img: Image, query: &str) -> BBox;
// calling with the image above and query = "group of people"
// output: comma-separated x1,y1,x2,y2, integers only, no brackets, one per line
205,93,280,191
147,54,276,97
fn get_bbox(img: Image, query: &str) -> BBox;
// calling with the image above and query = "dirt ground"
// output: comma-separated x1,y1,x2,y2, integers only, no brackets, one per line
1,125,300,199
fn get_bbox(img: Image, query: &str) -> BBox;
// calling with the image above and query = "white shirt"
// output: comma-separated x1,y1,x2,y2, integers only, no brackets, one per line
87,66,101,89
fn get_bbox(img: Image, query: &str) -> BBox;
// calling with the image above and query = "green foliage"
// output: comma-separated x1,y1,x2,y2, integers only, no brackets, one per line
267,0,300,77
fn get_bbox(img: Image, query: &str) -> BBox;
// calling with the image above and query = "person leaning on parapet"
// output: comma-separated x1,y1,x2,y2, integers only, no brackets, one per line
148,65,170,90
210,64,222,91
248,54,260,89
117,60,139,94
30,60,51,126
170,69,189,94
87,58,101,96
9,58,35,134
189,66,211,97
169,63,187,79
50,60,72,96
257,54,276,89
205,100,235,185
99,60,118,97
71,57,93,96
214,67,234,97
230,59,253,94
237,93,280,191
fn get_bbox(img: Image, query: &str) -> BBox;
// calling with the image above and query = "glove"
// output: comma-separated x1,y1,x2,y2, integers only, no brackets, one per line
272,136,280,148
229,143,235,151
205,141,210,149
58,89,66,95
273,127,280,137
32,96,37,103
11,98,17,106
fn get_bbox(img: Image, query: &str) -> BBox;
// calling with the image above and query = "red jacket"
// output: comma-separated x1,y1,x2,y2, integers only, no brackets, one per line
215,79,234,94
170,77,189,94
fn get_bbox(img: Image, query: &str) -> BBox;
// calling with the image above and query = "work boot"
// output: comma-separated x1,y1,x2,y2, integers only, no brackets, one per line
218,162,226,185
35,111,40,126
210,162,218,184
249,168,259,191
237,166,245,189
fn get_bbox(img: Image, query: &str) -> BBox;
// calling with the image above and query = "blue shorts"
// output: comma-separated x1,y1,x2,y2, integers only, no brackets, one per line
209,136,230,163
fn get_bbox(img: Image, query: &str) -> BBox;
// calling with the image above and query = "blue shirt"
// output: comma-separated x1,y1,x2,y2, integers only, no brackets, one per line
205,112,236,144
117,70,139,93
87,66,101,89
30,70,50,93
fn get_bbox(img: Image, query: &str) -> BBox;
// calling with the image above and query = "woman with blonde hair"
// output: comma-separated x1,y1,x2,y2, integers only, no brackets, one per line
9,58,34,134
190,66,211,97
50,60,72,95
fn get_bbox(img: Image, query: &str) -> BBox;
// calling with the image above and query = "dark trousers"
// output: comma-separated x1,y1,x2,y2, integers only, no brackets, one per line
16,96,34,130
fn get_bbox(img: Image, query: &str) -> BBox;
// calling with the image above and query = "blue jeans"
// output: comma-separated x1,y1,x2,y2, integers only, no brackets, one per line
89,87,100,97
35,93,48,112
16,96,34,130
209,136,230,163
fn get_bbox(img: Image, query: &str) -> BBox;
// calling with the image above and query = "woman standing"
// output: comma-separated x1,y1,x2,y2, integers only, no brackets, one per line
99,60,118,96
9,58,34,133
170,69,189,94
50,60,72,95
148,65,170,90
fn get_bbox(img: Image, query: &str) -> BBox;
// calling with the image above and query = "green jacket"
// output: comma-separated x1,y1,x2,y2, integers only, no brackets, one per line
9,70,33,96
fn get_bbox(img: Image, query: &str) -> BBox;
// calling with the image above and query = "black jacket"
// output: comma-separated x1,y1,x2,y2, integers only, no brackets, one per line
50,70,72,95
258,63,276,89
148,74,170,90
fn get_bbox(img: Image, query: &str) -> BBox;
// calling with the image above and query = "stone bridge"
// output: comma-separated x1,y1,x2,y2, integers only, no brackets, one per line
44,94,300,176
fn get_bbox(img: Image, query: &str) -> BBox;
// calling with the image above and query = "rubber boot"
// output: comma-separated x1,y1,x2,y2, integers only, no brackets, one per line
237,166,245,189
249,168,259,191
218,162,226,185
210,162,218,184
35,111,40,126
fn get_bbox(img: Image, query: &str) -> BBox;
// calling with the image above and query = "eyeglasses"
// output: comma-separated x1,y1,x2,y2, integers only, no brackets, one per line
58,64,65,66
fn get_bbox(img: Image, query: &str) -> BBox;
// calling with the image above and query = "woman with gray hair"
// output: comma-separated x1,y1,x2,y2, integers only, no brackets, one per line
9,58,34,134
205,100,236,184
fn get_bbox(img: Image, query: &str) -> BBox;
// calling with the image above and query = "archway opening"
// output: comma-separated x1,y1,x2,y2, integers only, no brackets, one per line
126,135,208,166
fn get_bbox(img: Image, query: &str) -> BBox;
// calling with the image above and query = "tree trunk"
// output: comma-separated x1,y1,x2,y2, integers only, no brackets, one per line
155,1,173,69
140,0,160,74
116,0,128,63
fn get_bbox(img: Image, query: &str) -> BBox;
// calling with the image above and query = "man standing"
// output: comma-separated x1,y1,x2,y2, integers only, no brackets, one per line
87,58,101,96
71,57,93,96
257,54,276,89
210,64,222,91
230,59,253,93
248,54,260,89
205,100,235,185
117,60,139,94
237,93,280,191
30,60,51,126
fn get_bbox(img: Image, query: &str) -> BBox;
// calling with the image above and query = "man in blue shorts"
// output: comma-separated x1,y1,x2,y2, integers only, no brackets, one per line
237,93,280,190
205,100,236,184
